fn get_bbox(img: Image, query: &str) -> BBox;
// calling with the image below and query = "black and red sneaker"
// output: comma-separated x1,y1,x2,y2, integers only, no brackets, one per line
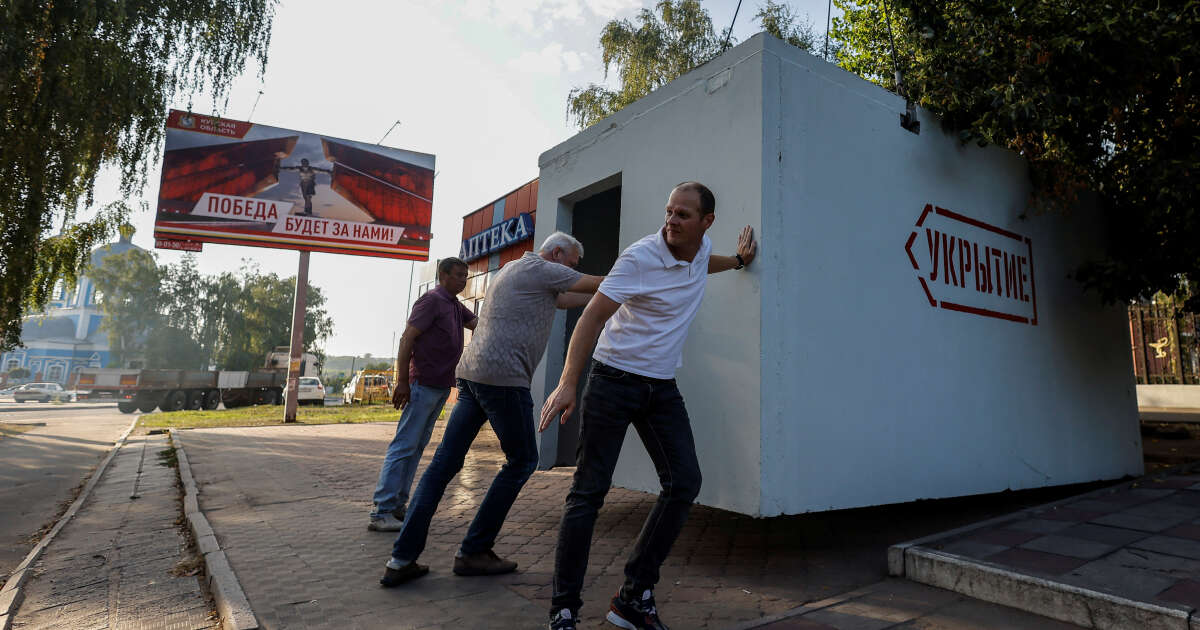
606,588,669,630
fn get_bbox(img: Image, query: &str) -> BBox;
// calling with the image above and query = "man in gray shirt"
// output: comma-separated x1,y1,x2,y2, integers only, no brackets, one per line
380,232,603,586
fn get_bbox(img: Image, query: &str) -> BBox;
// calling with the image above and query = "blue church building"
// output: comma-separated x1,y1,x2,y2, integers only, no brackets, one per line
2,227,144,385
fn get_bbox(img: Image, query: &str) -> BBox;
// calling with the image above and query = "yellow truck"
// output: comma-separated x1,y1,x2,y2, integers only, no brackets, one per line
341,369,392,405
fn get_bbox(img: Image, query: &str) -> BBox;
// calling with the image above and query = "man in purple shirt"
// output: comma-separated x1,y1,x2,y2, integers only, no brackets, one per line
368,257,477,532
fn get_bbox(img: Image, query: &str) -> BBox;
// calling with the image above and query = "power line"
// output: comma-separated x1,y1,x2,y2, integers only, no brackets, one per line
721,0,743,53
823,0,833,60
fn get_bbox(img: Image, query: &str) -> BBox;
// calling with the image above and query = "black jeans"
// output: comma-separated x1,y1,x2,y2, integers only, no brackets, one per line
551,361,702,614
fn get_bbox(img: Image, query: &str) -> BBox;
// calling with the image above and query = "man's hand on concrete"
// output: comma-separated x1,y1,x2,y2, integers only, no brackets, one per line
737,225,757,267
392,382,410,410
539,383,577,432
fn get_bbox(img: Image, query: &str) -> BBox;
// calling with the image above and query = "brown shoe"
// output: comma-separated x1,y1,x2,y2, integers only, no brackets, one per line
453,550,517,576
379,561,428,587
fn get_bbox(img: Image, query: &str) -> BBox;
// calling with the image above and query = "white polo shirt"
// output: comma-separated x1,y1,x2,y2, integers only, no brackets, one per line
593,228,712,379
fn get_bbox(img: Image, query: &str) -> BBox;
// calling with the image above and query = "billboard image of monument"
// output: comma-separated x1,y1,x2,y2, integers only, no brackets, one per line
153,110,435,260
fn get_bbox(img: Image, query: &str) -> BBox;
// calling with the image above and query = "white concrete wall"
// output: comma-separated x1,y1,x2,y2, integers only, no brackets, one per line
757,35,1141,515
533,42,767,515
534,34,1141,517
1138,385,1200,408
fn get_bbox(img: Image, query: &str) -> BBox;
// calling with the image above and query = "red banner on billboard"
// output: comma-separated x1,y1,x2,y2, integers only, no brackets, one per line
153,110,434,260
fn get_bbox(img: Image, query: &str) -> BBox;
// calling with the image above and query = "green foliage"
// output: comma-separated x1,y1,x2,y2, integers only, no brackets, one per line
140,403,401,429
755,0,817,51
209,263,334,371
830,0,911,92
322,372,350,394
0,0,276,352
568,0,720,129
832,1,1200,307
7,367,31,379
567,1,818,129
87,248,164,367
88,254,334,370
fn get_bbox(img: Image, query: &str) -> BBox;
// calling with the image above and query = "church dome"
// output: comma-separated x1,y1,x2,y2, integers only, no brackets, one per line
89,224,143,268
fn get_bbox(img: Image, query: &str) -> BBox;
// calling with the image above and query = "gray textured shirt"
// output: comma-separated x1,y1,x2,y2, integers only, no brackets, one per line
456,252,582,387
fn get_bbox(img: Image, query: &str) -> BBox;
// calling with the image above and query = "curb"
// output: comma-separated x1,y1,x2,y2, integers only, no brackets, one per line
0,414,140,630
904,548,1193,630
890,464,1200,630
172,430,259,630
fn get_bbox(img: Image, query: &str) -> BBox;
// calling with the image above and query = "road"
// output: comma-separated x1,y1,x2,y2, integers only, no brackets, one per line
0,399,132,581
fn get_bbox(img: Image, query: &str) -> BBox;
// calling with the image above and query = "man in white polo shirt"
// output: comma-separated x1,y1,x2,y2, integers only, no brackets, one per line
539,181,756,630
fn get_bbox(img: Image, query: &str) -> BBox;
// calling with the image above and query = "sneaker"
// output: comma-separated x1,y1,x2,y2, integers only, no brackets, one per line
379,561,428,587
368,513,404,531
549,608,577,630
606,588,669,629
392,505,407,521
453,549,518,576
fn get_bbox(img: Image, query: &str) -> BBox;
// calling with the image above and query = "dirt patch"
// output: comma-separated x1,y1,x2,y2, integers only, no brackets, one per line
1142,421,1200,473
0,423,37,440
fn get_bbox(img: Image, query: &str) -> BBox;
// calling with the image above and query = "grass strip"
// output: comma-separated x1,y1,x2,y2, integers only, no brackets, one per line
139,403,399,429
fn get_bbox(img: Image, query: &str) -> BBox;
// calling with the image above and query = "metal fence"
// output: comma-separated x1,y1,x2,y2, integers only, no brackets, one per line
1129,304,1200,384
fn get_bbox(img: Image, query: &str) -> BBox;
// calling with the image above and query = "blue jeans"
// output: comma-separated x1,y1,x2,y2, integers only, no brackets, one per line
551,361,702,614
371,383,451,517
392,378,538,561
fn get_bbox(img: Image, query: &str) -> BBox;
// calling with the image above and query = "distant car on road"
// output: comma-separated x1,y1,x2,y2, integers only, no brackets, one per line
0,385,21,397
284,376,326,406
14,382,72,403
342,370,391,405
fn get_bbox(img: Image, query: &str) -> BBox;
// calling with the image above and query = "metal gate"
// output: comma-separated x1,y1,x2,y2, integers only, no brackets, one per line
1129,304,1200,384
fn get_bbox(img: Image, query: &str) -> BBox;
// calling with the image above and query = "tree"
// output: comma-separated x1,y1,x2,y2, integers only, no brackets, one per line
213,265,334,371
568,1,821,129
87,249,164,367
0,0,276,352
7,367,31,380
89,255,334,370
831,1,1200,308
568,0,721,129
755,0,817,52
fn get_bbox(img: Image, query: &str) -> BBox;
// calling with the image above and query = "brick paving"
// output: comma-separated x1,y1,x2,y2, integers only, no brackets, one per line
11,433,215,630
175,419,1093,629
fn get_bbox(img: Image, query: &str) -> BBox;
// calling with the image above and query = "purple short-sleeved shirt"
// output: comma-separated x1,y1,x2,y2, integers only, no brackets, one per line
407,285,476,389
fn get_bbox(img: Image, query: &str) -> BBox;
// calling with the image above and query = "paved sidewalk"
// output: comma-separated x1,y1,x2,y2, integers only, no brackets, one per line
8,432,215,630
174,420,1097,629
892,467,1200,629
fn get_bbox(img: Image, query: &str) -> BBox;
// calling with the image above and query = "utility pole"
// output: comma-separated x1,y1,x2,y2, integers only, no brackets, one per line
283,250,310,422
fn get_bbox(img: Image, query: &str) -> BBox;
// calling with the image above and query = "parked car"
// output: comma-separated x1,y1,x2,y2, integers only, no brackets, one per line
342,370,391,405
284,376,326,406
14,382,71,403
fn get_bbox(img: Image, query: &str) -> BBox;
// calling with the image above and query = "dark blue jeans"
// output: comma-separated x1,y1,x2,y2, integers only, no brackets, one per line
391,378,539,562
551,361,702,614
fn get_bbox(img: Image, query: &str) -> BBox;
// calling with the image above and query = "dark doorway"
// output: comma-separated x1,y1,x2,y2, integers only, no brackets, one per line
556,185,621,466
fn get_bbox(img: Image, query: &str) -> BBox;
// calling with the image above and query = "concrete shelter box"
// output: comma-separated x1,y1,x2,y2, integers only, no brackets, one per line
532,34,1142,517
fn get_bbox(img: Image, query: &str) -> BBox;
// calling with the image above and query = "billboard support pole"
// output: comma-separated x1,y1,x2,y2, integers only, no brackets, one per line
284,250,310,423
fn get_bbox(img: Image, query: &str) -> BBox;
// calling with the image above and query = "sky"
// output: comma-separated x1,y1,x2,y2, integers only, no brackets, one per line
90,0,841,357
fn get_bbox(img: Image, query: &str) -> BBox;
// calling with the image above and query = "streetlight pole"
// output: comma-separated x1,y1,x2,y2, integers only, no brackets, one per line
283,250,310,422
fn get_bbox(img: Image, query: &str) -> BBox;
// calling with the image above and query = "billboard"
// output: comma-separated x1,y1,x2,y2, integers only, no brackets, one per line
153,110,434,260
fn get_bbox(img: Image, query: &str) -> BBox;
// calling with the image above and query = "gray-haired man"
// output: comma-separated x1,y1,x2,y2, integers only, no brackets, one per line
381,232,603,586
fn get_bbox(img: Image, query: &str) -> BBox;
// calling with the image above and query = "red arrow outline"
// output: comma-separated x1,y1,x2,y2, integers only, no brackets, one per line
905,232,920,270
